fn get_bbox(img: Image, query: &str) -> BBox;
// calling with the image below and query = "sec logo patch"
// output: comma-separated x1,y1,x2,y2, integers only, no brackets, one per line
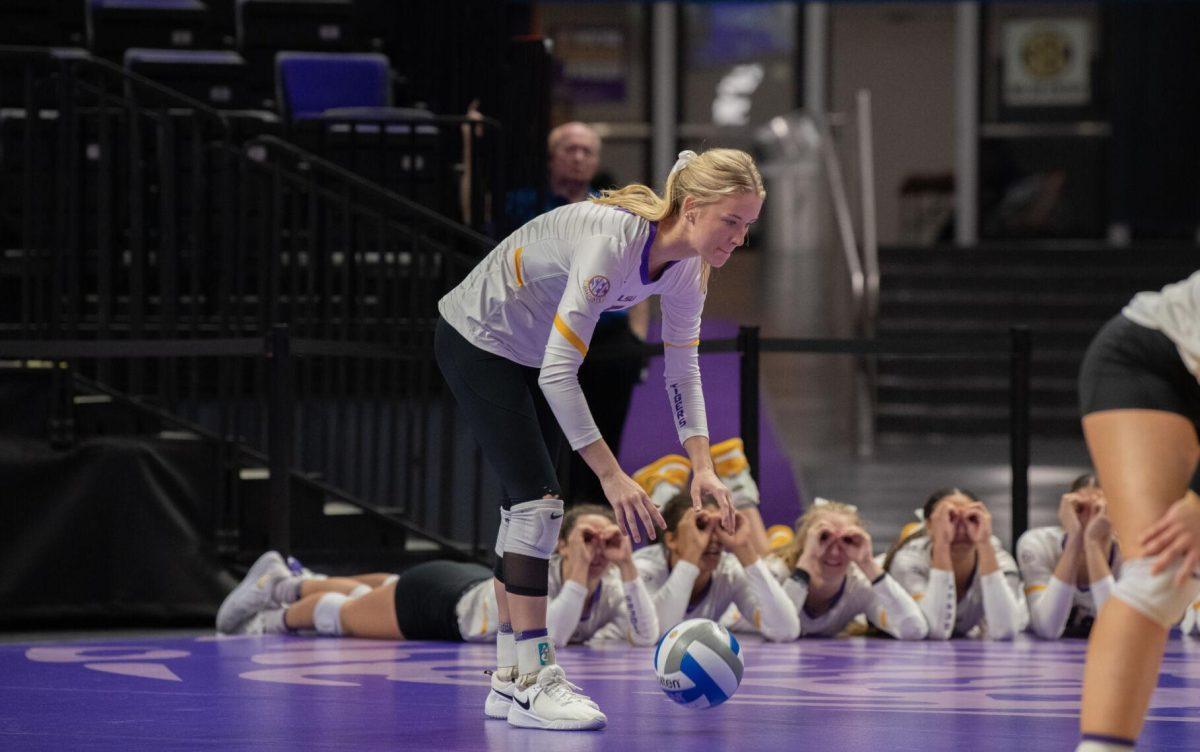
584,275,611,303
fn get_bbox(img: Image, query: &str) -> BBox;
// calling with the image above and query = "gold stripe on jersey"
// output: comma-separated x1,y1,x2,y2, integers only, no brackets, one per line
911,592,925,602
664,339,700,348
1024,584,1047,596
513,247,525,287
554,313,588,357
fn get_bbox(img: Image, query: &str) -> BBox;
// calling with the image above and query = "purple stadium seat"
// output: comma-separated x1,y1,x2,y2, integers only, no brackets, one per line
275,52,390,121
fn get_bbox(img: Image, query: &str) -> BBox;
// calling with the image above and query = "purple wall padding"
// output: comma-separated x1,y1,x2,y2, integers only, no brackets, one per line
617,319,805,527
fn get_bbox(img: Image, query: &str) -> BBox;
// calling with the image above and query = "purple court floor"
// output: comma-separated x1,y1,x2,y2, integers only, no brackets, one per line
4,634,1200,751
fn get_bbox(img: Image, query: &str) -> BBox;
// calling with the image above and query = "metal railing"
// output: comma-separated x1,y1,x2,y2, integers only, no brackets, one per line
0,46,501,562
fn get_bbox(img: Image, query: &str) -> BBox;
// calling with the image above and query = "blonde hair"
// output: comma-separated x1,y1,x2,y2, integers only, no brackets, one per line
591,148,765,292
778,501,866,570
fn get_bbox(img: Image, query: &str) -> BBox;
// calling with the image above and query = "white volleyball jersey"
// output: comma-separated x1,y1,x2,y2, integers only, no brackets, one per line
453,557,659,646
546,553,659,647
1016,526,1121,639
455,578,499,643
633,545,799,642
756,556,926,640
438,201,708,450
1122,270,1200,378
887,535,1029,640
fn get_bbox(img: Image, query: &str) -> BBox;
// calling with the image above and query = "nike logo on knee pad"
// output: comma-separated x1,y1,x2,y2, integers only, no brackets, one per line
550,512,564,519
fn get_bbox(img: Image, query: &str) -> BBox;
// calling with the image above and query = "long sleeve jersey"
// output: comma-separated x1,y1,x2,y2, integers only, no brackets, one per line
633,545,799,642
1016,526,1121,639
887,535,1029,640
756,556,927,640
454,557,658,646
438,201,708,450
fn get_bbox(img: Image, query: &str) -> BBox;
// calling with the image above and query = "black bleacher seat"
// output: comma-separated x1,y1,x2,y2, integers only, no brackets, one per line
124,48,256,110
236,0,354,54
88,0,212,60
0,0,60,45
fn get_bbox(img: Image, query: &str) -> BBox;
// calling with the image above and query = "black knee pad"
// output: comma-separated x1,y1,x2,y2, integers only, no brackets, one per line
501,552,550,597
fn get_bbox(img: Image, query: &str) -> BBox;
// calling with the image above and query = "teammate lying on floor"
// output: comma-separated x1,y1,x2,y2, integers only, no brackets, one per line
761,499,926,639
884,488,1028,640
635,491,799,641
1017,474,1122,639
633,437,771,556
214,506,657,649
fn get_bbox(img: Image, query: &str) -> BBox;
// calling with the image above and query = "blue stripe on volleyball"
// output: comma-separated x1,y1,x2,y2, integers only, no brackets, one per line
680,652,729,707
728,630,740,657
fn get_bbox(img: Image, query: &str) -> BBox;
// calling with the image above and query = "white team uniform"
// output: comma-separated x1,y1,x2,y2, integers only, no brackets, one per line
1016,526,1121,639
751,556,927,639
633,545,800,642
454,557,659,647
546,554,660,647
887,535,1029,640
1123,269,1200,377
438,201,708,450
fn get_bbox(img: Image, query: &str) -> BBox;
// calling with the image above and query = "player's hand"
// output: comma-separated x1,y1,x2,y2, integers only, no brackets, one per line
841,525,880,579
691,467,735,531
675,510,714,567
600,469,666,544
563,523,599,583
1058,491,1087,537
1083,499,1112,548
713,511,755,565
797,520,836,578
928,503,956,551
966,502,993,546
1140,492,1200,586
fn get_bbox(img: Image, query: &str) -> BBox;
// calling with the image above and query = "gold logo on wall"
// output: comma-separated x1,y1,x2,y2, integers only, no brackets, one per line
1021,31,1072,80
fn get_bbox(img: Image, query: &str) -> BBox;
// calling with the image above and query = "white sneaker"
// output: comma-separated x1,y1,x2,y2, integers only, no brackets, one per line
711,437,760,508
507,665,606,731
215,551,289,634
484,670,516,719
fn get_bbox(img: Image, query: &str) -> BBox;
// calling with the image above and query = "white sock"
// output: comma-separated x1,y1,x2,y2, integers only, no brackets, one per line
515,628,554,681
271,575,304,605
262,608,290,634
496,624,516,680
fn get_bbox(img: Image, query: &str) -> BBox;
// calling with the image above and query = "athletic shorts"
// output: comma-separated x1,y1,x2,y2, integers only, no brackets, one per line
393,560,492,641
1079,314,1200,426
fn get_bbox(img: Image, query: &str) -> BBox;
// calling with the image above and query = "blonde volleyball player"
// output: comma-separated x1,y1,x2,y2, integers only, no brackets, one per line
770,500,926,639
635,492,800,642
1016,475,1122,640
883,489,1028,640
216,507,658,658
436,148,762,730
1072,273,1200,752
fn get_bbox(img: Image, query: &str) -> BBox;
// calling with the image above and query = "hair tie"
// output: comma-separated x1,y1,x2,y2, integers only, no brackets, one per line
813,497,858,513
670,150,697,176
913,508,925,522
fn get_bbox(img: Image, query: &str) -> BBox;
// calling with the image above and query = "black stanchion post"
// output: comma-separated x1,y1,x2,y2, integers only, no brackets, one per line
1009,326,1031,552
738,326,761,478
267,324,293,553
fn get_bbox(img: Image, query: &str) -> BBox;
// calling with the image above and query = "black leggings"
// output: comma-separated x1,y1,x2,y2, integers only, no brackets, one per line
434,316,563,501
